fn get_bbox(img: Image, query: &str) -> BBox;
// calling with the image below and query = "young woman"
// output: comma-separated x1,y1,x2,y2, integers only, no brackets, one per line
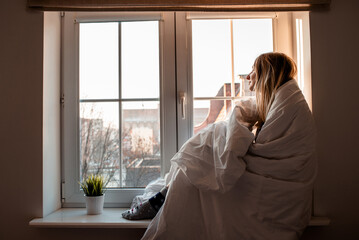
124,52,317,240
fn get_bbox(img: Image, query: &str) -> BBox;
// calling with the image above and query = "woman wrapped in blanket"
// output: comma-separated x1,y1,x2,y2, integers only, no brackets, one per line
123,52,317,240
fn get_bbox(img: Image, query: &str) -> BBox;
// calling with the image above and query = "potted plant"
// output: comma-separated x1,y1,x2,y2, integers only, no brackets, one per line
80,174,106,215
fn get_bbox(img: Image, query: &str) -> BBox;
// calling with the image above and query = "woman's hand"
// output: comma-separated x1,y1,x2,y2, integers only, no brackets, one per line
234,98,259,130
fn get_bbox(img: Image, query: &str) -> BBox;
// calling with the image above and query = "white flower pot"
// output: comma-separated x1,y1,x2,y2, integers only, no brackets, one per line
85,195,105,215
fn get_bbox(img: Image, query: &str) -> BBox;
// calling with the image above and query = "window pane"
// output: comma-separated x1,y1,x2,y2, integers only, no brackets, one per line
121,21,160,99
191,18,272,133
122,101,161,188
233,19,273,75
192,20,232,98
194,99,233,134
80,102,120,187
79,23,119,99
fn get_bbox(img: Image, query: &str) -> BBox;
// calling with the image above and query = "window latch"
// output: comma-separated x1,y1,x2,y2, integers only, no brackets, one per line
179,92,186,119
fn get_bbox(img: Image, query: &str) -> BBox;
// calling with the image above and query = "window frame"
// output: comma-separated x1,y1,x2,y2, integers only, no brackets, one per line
62,12,177,207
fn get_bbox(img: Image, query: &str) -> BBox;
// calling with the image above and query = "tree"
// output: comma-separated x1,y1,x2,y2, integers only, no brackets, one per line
80,106,120,186
80,105,161,188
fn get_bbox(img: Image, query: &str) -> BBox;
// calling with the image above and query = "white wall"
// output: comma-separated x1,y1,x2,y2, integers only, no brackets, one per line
1,0,359,239
43,11,62,217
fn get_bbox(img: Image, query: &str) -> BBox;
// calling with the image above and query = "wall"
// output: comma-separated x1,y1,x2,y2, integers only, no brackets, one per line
0,0,43,239
302,0,359,239
43,11,61,217
0,0,358,239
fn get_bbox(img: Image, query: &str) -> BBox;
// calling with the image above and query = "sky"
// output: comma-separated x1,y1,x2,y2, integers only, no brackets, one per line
192,19,273,98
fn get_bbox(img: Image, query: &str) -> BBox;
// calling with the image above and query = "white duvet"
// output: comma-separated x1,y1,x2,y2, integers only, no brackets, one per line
141,80,317,240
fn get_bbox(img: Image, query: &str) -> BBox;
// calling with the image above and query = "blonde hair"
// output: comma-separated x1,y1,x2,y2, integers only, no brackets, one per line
254,52,297,124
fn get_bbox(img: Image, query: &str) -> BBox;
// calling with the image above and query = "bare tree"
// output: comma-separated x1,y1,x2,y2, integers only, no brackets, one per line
80,105,119,186
80,104,161,188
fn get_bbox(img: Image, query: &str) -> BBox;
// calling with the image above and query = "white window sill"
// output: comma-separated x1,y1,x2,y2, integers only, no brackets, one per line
29,208,330,228
29,208,150,228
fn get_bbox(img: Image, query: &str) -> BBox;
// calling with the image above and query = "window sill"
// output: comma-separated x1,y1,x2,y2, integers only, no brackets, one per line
29,208,150,228
29,208,330,228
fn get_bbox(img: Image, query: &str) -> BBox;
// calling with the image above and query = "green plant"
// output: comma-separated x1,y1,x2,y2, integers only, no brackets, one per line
80,174,106,196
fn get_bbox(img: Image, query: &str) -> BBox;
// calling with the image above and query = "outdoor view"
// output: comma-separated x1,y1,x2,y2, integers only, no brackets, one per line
79,18,273,189
79,21,160,188
192,19,273,132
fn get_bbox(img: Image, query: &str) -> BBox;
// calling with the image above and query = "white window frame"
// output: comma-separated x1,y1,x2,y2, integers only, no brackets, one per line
292,12,312,109
62,12,177,207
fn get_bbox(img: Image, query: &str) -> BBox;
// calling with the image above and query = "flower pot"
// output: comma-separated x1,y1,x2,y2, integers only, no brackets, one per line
85,195,105,215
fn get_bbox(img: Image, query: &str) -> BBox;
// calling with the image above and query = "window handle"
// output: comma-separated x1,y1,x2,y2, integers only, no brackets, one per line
179,92,186,119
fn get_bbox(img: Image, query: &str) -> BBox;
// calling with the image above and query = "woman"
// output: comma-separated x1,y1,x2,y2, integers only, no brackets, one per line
124,52,317,240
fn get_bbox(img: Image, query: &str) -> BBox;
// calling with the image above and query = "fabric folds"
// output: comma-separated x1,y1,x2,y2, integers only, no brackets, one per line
141,80,317,240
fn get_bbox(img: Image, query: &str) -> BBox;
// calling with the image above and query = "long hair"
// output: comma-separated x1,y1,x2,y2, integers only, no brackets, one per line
254,52,297,124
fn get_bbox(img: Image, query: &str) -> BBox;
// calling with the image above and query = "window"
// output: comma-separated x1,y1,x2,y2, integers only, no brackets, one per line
62,11,304,207
62,12,176,207
79,21,161,188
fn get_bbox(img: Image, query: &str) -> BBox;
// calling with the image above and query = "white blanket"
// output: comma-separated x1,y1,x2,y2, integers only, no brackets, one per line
141,80,317,240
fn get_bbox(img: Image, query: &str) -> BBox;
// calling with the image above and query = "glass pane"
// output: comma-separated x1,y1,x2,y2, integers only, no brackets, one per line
193,100,233,134
191,18,272,132
121,21,160,99
192,20,232,98
233,19,273,75
79,23,119,99
122,101,161,188
79,102,120,187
